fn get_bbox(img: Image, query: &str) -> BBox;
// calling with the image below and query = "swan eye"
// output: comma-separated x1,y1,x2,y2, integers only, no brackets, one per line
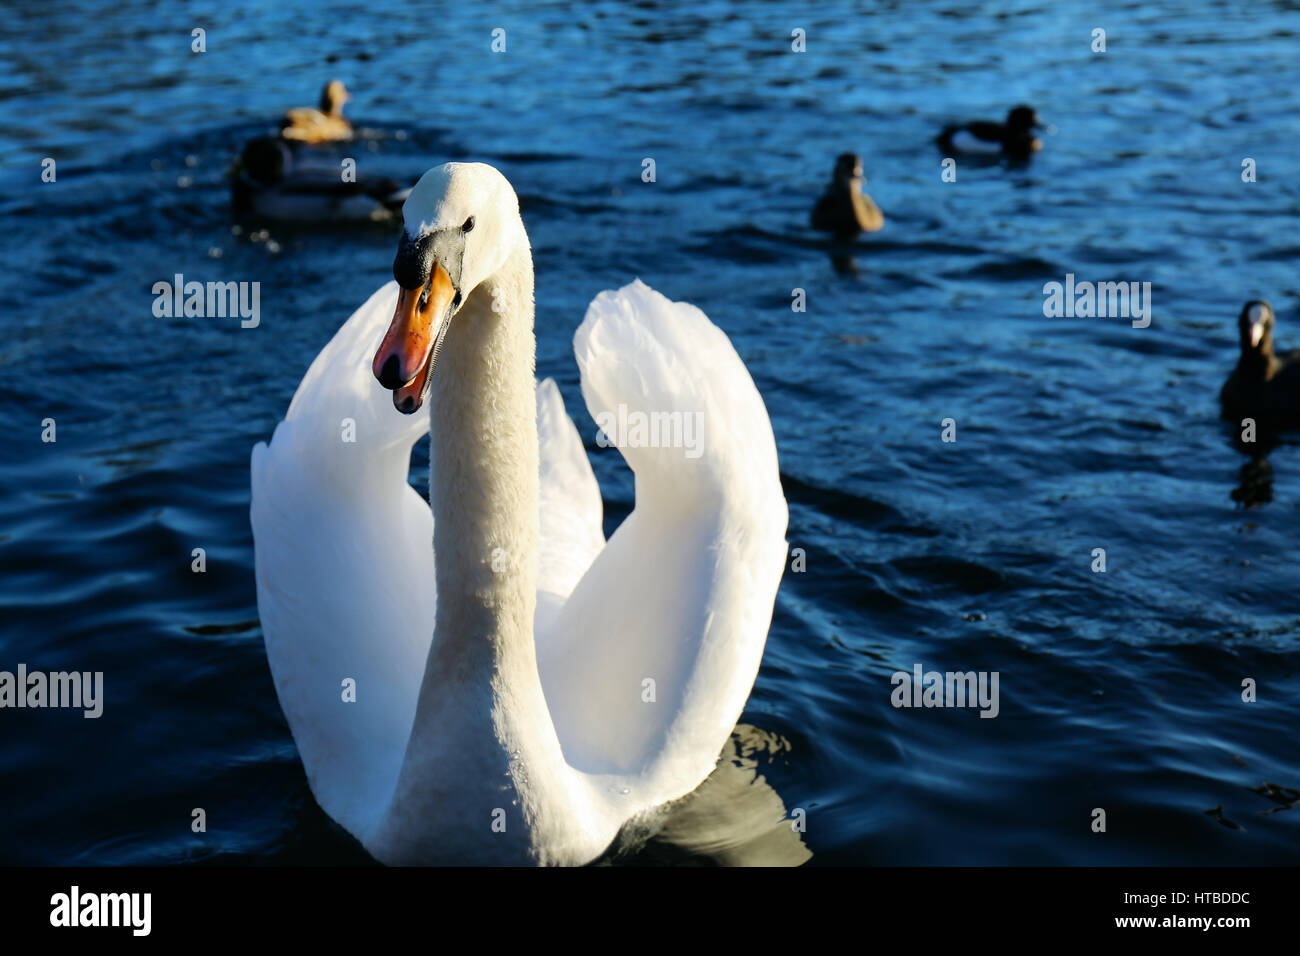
462,216,475,233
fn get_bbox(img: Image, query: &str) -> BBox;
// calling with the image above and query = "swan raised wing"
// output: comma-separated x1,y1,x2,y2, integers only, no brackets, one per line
538,280,788,808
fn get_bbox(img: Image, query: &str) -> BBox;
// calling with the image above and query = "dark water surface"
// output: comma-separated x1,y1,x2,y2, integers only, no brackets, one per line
1,0,1298,865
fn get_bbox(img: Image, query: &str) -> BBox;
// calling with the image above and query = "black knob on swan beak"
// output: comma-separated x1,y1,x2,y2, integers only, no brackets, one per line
377,353,407,390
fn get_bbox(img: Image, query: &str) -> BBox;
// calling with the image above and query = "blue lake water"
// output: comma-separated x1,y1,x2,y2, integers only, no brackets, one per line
0,0,1297,864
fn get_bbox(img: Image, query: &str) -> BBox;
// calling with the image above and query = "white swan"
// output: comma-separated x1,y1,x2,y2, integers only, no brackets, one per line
251,162,788,865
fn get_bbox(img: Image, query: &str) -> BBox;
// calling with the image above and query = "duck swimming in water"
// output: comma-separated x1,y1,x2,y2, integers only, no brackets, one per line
1221,300,1300,428
937,105,1046,161
810,153,884,239
231,135,409,222
281,79,353,144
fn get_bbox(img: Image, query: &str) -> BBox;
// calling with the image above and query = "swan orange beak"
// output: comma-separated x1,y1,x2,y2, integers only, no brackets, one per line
372,262,457,414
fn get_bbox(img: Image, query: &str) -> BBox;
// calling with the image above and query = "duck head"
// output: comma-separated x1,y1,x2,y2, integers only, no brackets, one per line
832,152,864,186
320,79,350,117
1006,105,1046,152
237,136,290,187
1238,300,1275,356
372,163,524,414
1006,105,1042,132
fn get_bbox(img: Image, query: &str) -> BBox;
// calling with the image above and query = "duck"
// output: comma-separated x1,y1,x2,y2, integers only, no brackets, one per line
810,153,884,238
281,79,353,144
1220,300,1300,427
250,162,789,865
937,105,1045,161
231,135,409,222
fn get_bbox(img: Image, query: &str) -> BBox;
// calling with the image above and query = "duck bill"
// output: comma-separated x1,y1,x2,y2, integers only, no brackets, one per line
1250,321,1265,348
372,262,457,414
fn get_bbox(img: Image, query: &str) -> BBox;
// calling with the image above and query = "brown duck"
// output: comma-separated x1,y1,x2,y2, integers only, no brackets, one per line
810,153,884,239
281,79,353,144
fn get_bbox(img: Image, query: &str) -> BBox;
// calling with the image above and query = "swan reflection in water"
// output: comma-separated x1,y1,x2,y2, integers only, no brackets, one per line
276,723,811,866
601,724,812,867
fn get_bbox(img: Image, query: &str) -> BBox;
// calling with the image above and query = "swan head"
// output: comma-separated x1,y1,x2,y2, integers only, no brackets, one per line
372,162,523,414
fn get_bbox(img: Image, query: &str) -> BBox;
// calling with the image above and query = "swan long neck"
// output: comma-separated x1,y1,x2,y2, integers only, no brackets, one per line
377,236,581,863
427,243,539,664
